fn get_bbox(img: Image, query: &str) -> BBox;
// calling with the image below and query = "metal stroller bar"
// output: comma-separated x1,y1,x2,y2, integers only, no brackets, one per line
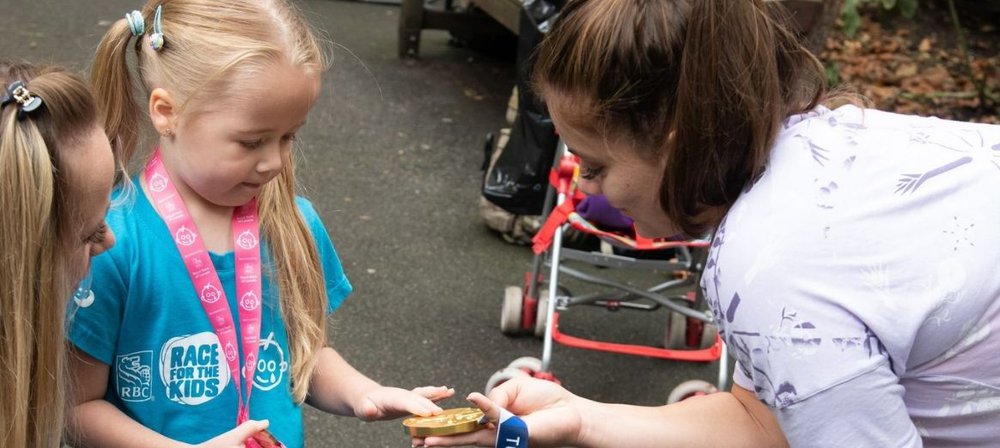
557,275,692,307
560,246,693,271
540,144,570,372
553,264,712,322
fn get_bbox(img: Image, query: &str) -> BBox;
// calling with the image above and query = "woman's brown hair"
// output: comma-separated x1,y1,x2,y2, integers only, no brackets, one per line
533,0,826,236
0,61,101,447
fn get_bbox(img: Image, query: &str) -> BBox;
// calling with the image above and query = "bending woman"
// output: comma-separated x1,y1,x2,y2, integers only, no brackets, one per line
417,0,1000,446
0,61,115,446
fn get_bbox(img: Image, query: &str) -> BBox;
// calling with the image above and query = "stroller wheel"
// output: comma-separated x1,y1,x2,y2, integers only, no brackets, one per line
664,299,690,349
700,321,720,349
667,379,718,404
484,366,530,394
507,356,543,373
533,290,549,338
500,286,524,335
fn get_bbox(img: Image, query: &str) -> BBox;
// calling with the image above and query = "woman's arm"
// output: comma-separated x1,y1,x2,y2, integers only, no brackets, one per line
576,384,786,448
416,378,786,448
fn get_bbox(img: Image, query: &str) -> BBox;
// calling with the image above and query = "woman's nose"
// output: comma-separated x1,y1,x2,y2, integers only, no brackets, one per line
91,227,117,257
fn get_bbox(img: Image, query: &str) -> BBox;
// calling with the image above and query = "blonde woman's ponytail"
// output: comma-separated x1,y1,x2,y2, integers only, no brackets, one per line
0,62,99,448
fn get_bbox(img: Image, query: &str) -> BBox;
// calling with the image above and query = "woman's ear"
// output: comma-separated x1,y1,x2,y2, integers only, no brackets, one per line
149,88,176,136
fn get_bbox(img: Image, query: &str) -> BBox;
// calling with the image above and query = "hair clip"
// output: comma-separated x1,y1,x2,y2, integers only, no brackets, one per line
1,81,44,121
125,10,145,37
149,5,165,51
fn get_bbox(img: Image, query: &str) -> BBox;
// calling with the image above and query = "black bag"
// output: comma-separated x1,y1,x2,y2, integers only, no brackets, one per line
481,0,561,216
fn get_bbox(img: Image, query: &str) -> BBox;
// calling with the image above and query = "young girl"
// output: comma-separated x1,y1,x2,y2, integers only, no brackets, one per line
67,1,453,447
0,61,116,448
417,0,1000,447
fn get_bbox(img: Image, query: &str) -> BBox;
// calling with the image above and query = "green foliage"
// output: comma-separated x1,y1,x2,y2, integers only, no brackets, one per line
825,61,842,87
842,0,919,36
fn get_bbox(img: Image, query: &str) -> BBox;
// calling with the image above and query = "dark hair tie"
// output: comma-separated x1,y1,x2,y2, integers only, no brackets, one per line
1,81,44,121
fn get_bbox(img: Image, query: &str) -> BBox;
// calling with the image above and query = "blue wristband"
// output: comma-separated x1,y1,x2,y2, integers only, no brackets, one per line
495,407,528,448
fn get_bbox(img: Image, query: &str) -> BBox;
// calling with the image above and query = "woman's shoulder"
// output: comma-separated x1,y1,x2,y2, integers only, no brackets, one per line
786,104,1000,138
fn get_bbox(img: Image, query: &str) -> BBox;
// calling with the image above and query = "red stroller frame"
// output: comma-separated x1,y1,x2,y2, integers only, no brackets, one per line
489,141,729,401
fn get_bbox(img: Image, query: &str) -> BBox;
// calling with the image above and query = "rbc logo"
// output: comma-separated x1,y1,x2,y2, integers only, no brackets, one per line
116,351,153,402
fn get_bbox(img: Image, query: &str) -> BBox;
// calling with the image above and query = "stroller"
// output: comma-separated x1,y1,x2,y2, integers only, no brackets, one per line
487,141,729,403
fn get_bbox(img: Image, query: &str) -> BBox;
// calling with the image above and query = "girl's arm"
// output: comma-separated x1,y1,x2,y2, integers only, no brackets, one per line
306,346,453,420
67,348,267,448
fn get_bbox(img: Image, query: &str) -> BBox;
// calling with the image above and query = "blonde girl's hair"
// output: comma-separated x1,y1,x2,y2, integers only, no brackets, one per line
533,0,827,237
0,61,101,448
91,0,330,403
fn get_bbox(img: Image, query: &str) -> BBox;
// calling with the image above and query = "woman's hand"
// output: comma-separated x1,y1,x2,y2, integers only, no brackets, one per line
355,385,455,421
414,377,583,447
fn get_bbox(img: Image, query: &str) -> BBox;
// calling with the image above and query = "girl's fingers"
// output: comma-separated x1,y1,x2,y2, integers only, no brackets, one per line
404,395,444,417
233,419,270,439
412,385,456,401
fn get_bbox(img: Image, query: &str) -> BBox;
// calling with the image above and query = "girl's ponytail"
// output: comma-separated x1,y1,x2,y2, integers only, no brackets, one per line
91,17,142,180
664,0,825,236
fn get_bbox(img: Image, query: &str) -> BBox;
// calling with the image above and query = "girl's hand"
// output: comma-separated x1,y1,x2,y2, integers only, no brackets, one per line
355,385,455,421
195,419,270,447
413,377,583,447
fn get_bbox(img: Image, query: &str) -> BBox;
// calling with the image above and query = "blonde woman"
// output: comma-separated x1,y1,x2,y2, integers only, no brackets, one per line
0,61,115,447
68,1,453,447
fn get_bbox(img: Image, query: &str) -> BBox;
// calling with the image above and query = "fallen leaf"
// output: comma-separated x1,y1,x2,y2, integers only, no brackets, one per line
918,37,932,53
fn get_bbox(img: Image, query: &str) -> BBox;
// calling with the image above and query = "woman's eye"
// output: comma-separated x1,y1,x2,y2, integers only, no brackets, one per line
240,139,264,149
86,223,108,244
580,165,604,180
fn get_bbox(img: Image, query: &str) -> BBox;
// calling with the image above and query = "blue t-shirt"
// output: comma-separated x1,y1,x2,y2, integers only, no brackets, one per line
68,184,352,447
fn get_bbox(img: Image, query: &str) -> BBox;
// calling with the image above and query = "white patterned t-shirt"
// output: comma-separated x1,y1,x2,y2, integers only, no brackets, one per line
702,105,1000,447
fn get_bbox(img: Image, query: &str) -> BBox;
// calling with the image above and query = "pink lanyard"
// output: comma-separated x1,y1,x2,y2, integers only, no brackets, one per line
145,150,262,425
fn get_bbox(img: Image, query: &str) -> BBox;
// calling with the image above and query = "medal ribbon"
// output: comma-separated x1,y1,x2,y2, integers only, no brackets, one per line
145,150,263,426
495,407,529,448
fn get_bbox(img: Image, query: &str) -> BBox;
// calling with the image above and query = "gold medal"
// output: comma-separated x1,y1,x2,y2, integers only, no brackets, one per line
403,407,486,437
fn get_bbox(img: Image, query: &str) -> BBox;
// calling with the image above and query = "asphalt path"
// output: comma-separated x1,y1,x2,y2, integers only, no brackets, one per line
1,1,722,445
